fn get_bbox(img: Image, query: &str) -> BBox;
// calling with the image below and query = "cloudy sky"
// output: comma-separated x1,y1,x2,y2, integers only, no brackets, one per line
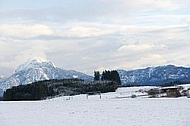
0,0,190,77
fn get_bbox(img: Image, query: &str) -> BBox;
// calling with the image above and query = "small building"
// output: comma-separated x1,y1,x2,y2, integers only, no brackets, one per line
165,87,181,97
160,86,182,98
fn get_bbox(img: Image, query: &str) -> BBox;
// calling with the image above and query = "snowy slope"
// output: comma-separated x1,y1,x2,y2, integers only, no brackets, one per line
0,59,93,90
0,86,190,126
118,65,190,86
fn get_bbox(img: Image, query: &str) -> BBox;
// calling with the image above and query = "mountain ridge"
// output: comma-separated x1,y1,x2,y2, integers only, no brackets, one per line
1,59,190,91
117,65,190,86
0,59,93,90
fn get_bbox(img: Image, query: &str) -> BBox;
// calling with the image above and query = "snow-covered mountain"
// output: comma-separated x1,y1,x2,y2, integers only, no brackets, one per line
0,59,93,90
118,65,190,86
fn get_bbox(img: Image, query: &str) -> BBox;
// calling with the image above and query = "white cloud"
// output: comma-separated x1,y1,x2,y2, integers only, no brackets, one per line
88,0,187,14
138,54,166,66
0,39,48,70
181,16,190,25
1,0,188,25
0,24,53,38
118,44,155,52
65,26,113,37
132,0,186,11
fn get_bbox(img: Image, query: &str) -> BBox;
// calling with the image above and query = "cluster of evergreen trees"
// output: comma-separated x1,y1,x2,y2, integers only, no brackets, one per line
94,70,121,85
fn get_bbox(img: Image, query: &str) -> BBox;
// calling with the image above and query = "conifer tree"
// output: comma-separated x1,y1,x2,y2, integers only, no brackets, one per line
94,71,100,81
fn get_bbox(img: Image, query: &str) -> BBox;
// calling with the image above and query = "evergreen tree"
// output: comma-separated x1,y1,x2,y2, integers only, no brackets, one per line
101,71,105,81
94,71,100,81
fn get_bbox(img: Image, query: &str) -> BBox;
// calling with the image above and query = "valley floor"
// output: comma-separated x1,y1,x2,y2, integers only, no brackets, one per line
0,87,190,126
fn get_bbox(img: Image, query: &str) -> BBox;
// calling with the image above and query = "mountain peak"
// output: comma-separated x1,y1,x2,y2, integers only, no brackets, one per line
0,59,93,90
15,58,56,73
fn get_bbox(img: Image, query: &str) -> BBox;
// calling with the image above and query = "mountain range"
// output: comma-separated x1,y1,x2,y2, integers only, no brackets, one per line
118,65,190,86
1,59,190,93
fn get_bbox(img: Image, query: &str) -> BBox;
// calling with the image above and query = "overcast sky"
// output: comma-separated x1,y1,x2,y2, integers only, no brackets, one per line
0,0,190,77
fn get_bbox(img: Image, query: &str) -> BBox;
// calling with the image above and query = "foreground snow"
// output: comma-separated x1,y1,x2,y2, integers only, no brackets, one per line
0,87,190,126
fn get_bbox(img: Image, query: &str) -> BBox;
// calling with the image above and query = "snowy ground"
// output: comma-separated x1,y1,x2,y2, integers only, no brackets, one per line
0,86,190,126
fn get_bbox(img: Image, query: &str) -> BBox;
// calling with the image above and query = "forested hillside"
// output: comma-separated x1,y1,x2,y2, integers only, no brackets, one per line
3,79,119,101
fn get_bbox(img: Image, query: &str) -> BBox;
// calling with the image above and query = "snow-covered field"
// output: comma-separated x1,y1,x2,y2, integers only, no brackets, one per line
0,87,190,126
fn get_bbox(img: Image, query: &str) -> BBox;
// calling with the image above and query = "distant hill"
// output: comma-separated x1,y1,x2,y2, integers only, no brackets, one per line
118,65,190,86
0,59,93,91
